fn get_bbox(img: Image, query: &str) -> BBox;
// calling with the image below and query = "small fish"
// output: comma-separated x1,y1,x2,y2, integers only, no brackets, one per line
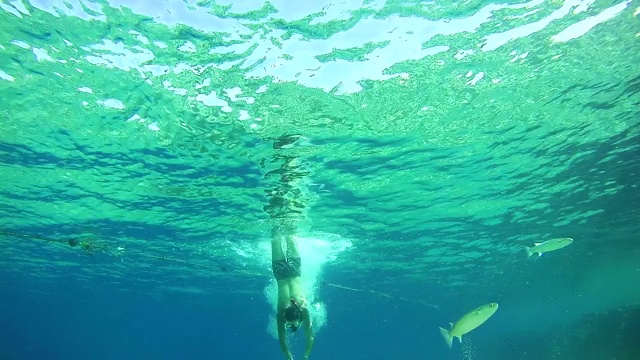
439,302,498,349
525,237,573,257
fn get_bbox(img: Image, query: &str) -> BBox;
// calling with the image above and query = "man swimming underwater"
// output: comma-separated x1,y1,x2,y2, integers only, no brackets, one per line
271,220,314,360
264,134,315,360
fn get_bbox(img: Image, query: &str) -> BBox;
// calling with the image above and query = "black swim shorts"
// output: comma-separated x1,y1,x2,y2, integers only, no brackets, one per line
272,257,301,280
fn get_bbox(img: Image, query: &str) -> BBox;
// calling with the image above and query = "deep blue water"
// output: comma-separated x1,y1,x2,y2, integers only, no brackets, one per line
2,270,460,360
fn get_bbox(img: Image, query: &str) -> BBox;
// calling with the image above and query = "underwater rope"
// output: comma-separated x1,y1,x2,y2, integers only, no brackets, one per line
320,282,439,309
2,231,439,309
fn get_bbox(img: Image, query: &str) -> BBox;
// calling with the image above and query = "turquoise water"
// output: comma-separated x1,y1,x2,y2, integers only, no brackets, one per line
1,1,639,359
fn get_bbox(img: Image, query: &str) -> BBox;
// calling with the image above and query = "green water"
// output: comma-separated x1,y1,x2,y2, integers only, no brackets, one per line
1,2,639,356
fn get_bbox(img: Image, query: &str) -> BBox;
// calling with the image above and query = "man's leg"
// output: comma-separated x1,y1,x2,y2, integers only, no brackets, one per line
285,233,300,259
272,230,286,262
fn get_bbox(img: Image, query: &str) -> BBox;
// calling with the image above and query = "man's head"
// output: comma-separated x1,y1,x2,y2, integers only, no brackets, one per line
284,298,302,332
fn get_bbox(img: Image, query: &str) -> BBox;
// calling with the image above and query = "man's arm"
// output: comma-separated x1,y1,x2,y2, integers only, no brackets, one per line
277,315,293,359
302,310,315,360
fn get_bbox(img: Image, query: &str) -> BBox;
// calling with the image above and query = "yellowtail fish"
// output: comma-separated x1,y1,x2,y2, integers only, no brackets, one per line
439,302,498,349
525,237,574,257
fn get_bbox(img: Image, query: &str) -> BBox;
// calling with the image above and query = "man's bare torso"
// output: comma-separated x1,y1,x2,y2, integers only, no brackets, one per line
277,277,306,310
